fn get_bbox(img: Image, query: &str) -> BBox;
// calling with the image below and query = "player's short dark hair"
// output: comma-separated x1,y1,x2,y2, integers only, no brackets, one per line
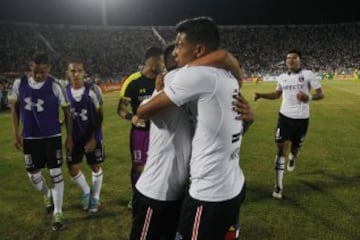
32,52,50,65
176,16,220,51
144,46,163,60
67,58,84,66
163,42,176,71
287,49,302,59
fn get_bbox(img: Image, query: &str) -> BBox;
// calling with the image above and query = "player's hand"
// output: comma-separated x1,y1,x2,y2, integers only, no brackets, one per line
296,91,310,103
254,92,261,101
155,73,165,91
13,133,23,151
131,115,146,128
232,93,254,123
84,136,96,153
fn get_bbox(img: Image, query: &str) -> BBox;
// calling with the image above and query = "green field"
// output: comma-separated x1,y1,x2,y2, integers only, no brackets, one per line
0,80,359,240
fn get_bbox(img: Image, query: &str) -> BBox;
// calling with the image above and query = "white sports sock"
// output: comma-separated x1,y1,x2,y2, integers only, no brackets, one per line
92,168,103,200
50,168,64,214
27,172,50,197
274,155,285,189
72,171,90,195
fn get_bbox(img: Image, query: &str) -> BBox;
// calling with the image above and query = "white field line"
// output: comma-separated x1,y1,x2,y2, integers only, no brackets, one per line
326,85,360,96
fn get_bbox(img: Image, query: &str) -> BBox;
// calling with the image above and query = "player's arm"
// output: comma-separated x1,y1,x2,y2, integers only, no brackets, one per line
117,75,146,126
55,81,74,153
117,97,133,120
117,98,144,126
297,88,324,103
84,106,103,153
189,49,243,86
8,80,22,150
155,72,165,91
137,91,174,120
311,87,324,100
232,92,254,135
93,86,104,133
53,80,73,152
62,104,73,153
10,100,22,151
297,73,325,102
254,90,282,101
85,86,104,153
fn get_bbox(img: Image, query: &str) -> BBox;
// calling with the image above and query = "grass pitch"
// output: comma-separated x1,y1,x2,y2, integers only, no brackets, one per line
0,80,359,239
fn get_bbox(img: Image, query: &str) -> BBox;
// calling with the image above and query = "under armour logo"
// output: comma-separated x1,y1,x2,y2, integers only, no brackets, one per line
24,97,44,112
139,88,146,94
73,109,88,121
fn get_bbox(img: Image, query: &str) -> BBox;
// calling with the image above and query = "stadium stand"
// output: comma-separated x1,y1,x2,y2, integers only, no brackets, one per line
1,21,359,84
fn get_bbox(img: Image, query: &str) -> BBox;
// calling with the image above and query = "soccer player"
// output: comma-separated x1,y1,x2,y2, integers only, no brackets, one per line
65,61,104,213
131,42,250,239
117,46,163,208
8,52,72,231
254,49,324,199
137,17,247,239
129,42,190,240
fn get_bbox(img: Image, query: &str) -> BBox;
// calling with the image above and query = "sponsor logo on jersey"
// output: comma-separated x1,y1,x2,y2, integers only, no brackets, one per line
24,97,44,112
72,108,88,121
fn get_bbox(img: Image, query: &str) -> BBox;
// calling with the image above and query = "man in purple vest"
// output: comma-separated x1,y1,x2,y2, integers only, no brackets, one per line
8,52,73,231
65,60,104,214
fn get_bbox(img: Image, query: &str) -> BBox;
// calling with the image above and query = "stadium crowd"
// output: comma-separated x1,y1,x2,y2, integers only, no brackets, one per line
0,21,359,82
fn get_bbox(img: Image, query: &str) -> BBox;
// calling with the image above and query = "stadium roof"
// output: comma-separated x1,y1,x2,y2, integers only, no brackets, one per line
0,0,358,26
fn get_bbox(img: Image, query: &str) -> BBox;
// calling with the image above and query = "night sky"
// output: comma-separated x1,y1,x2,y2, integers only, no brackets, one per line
0,0,358,26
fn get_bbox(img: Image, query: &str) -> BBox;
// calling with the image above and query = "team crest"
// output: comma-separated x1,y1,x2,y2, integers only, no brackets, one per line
175,232,183,240
298,76,304,82
24,154,33,168
95,148,102,157
56,149,62,160
224,224,240,240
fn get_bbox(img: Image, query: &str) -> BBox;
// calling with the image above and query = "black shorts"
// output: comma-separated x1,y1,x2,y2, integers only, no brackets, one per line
275,113,309,148
176,183,246,240
66,141,105,166
130,188,183,240
23,136,63,171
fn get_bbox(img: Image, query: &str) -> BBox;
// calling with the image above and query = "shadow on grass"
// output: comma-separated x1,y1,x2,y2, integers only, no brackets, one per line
299,169,360,182
244,171,360,240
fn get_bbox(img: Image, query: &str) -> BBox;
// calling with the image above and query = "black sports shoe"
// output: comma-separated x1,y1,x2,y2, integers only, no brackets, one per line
43,194,54,214
52,213,65,231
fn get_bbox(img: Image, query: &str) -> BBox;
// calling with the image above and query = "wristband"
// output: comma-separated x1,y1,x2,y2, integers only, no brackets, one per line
125,113,133,120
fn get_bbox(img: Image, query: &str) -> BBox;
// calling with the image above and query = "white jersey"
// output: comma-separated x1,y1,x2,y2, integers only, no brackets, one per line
136,69,192,201
164,66,245,202
276,69,321,119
